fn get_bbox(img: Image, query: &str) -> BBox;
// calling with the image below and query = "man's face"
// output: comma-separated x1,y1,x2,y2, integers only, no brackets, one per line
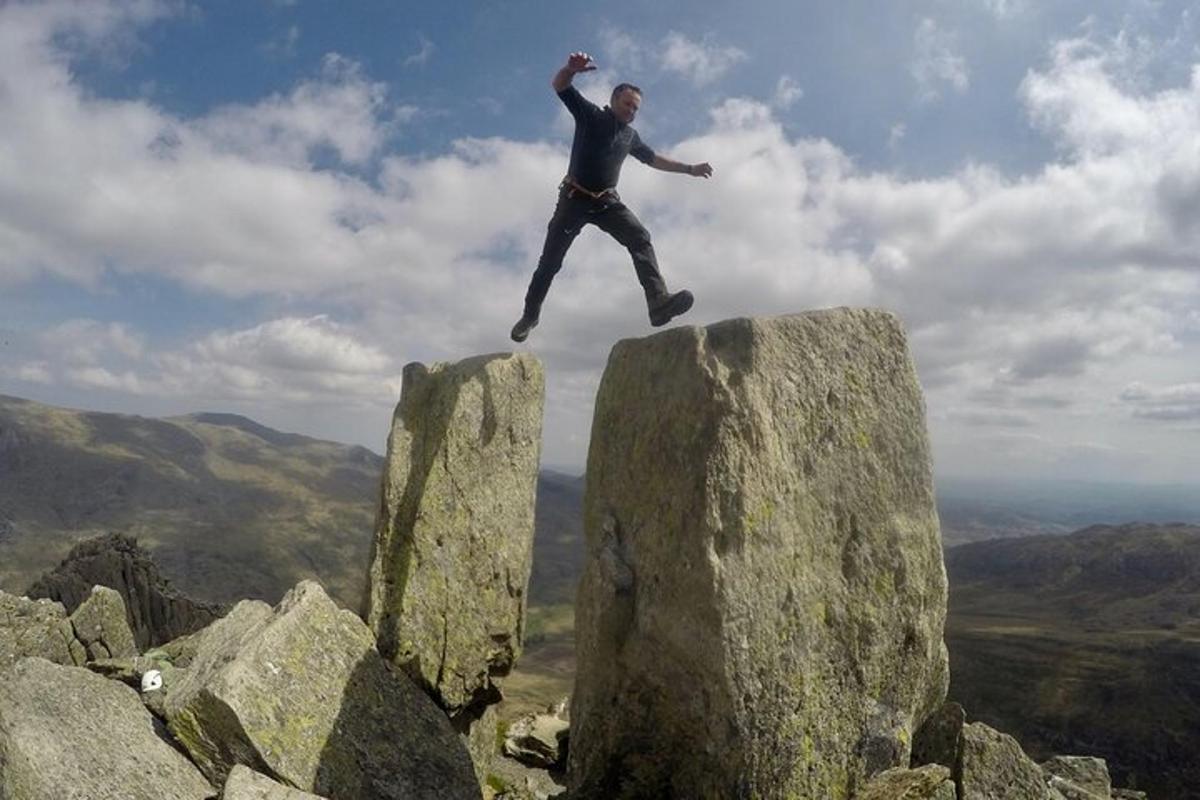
611,89,641,124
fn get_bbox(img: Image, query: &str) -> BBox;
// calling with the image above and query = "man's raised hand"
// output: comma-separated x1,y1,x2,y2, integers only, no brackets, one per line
691,162,714,179
566,51,597,74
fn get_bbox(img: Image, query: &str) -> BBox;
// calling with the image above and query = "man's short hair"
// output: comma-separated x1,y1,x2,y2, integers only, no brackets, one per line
611,83,643,102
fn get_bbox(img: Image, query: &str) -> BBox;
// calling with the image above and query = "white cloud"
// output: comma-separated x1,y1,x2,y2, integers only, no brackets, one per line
599,26,644,73
197,53,390,166
658,31,747,87
65,366,147,393
980,0,1026,20
41,320,146,364
12,362,52,385
194,316,390,376
404,34,435,68
8,314,400,411
1120,381,1200,421
773,75,803,109
912,18,970,101
261,24,300,59
888,122,907,150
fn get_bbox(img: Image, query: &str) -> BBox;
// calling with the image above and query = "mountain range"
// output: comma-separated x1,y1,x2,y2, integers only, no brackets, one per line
0,394,381,609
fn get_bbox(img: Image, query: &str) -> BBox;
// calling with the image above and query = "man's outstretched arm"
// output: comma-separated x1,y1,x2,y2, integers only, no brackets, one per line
651,155,714,178
552,51,596,92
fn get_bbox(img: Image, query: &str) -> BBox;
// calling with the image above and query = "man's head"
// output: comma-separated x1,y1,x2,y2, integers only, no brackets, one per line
609,83,642,124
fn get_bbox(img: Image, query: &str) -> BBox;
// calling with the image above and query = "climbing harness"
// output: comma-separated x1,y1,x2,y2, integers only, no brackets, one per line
562,176,618,202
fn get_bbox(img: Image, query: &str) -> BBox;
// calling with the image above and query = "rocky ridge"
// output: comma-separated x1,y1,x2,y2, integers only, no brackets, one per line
26,532,225,649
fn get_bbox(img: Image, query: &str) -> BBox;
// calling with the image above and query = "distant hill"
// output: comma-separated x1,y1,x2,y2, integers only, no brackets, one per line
946,523,1200,799
0,394,383,610
937,477,1200,546
529,470,586,607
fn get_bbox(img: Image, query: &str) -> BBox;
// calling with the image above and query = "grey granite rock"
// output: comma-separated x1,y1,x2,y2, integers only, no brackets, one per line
69,585,138,661
569,310,949,799
166,580,479,799
960,722,1051,800
0,589,76,668
365,353,544,720
855,765,956,800
0,657,214,800
223,765,328,799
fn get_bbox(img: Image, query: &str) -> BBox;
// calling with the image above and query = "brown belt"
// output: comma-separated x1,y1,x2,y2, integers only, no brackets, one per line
562,176,616,201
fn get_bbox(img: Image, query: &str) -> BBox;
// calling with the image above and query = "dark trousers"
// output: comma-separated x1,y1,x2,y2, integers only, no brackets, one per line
523,186,668,318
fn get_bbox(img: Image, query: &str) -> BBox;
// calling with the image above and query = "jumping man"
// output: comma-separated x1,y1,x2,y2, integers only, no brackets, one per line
510,51,714,342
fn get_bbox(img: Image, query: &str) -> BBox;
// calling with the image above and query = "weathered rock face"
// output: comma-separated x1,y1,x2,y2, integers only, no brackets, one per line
503,708,570,769
960,722,1052,800
856,765,956,800
570,310,949,799
0,590,76,667
364,352,544,720
165,580,479,800
70,585,138,661
224,765,328,799
0,657,214,800
26,533,225,649
2,585,139,669
1041,756,1112,798
912,700,966,772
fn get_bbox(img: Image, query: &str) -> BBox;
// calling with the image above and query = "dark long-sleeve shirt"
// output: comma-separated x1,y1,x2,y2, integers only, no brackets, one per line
557,86,656,192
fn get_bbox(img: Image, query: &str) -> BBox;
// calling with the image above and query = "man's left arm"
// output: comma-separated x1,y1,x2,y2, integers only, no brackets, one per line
650,154,714,178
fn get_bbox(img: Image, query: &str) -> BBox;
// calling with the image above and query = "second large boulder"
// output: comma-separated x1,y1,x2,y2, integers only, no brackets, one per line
364,353,543,722
570,309,950,799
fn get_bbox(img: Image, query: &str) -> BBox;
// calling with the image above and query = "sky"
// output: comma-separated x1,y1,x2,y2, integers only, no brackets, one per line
1,0,1198,484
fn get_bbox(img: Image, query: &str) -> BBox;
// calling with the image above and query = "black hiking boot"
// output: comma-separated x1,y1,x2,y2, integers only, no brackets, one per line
510,313,539,343
648,289,694,327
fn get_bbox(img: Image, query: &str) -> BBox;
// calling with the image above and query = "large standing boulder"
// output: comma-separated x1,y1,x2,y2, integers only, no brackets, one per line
0,657,213,800
570,310,949,799
165,581,479,799
363,355,543,717
0,590,76,667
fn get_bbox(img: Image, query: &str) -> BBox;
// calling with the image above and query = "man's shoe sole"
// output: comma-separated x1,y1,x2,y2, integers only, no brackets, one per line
510,318,538,342
650,290,694,327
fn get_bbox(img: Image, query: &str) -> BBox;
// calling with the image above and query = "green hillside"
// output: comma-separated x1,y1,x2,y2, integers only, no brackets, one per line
0,394,382,610
946,523,1200,799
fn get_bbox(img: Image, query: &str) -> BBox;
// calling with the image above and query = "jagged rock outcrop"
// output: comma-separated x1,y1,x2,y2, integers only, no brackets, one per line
165,580,479,799
363,354,543,770
0,657,213,799
26,533,225,649
570,310,949,799
224,765,328,799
